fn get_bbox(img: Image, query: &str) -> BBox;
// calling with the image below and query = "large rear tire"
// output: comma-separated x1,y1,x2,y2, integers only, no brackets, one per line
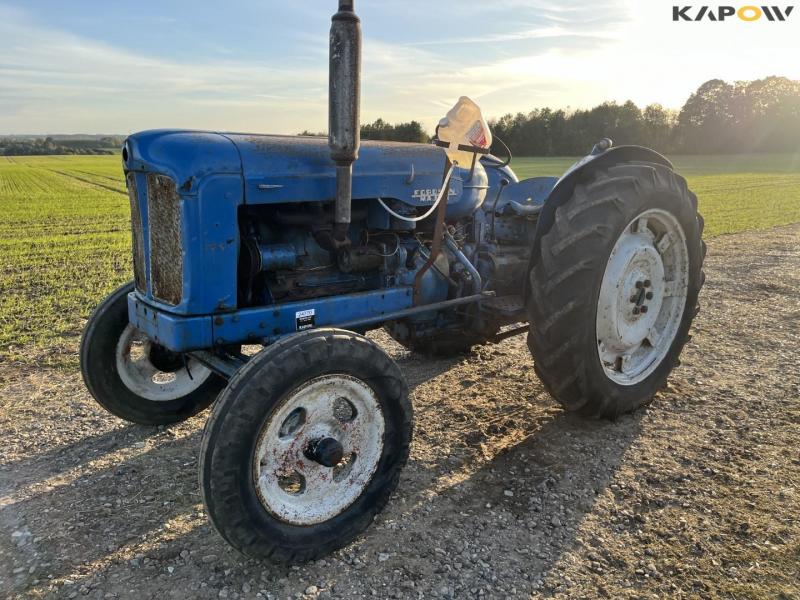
526,162,705,418
80,281,225,425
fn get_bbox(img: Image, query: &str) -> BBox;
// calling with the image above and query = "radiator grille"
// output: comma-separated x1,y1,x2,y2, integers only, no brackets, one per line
126,172,146,293
147,174,183,305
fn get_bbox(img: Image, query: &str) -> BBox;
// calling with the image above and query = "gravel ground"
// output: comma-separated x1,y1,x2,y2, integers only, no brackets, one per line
1,224,798,600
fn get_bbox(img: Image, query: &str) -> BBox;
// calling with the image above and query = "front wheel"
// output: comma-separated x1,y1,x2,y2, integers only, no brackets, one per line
199,328,412,563
80,281,224,425
527,162,705,418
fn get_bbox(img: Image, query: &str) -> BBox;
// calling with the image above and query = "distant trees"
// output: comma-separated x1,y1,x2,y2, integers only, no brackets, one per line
489,101,677,155
490,76,800,156
349,77,800,155
5,77,797,156
361,119,428,143
675,77,800,153
298,119,429,144
0,136,124,156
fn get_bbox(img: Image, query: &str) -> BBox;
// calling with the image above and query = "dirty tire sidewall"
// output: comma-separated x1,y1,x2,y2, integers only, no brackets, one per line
80,281,224,425
526,162,705,418
199,328,412,563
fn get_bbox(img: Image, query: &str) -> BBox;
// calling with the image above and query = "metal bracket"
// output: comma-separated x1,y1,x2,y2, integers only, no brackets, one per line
413,158,452,305
491,323,529,343
189,351,246,379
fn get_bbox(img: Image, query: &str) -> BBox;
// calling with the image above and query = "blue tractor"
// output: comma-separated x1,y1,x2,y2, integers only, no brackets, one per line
81,1,705,562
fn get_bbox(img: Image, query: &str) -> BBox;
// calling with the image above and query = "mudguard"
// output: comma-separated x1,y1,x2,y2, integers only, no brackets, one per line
524,145,673,301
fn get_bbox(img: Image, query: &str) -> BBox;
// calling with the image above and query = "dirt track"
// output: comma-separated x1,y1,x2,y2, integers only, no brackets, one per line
1,224,799,599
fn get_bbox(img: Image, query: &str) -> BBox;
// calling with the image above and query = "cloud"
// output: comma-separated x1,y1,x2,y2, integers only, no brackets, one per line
5,0,797,135
0,1,632,133
407,26,615,47
0,5,327,133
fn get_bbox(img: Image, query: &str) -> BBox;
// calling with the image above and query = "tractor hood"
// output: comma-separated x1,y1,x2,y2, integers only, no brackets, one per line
124,130,454,207
123,130,242,192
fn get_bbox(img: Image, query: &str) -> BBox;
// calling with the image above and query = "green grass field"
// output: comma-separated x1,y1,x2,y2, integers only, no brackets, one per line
512,153,800,238
1,153,799,368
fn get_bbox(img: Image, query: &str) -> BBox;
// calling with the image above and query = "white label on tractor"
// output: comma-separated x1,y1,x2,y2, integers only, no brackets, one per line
412,188,458,204
295,308,315,331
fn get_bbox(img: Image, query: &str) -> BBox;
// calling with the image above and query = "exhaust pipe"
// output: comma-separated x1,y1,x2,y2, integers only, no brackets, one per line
329,0,361,246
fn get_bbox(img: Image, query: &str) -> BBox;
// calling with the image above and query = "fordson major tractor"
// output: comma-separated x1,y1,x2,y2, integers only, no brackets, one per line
80,1,705,563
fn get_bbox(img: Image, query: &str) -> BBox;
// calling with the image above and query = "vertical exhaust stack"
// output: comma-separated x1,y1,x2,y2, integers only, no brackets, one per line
329,0,361,246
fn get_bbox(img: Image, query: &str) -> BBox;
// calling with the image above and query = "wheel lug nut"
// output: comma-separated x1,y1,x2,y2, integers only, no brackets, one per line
640,305,649,314
645,292,654,300
632,307,640,315
635,281,643,289
644,279,651,288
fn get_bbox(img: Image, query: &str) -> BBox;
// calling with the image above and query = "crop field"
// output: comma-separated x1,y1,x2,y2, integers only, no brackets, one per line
1,153,799,369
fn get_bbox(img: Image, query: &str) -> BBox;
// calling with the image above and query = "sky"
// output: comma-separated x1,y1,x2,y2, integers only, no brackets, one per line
1,0,799,135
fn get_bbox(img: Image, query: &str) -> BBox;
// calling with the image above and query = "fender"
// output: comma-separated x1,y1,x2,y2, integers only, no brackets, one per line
523,144,673,301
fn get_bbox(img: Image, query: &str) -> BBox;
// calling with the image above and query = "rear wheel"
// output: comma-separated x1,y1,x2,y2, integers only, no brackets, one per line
80,281,224,425
526,162,705,418
199,328,412,563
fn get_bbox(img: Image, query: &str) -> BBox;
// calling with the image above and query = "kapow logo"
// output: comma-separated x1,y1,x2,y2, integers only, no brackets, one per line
673,5,795,20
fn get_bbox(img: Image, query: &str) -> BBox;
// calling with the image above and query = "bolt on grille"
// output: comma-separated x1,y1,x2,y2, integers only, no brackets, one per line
126,172,146,293
147,173,183,306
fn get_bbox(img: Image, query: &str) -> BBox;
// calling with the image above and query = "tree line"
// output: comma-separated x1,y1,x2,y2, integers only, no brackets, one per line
299,118,429,144
489,77,800,156
3,76,797,156
356,76,800,156
0,136,124,156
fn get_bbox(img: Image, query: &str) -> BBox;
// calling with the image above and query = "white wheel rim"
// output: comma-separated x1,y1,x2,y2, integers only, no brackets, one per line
253,374,385,525
115,325,212,401
596,209,689,385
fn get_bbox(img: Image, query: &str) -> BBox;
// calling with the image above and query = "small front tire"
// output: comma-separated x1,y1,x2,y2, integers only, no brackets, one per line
80,281,224,425
199,328,412,563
